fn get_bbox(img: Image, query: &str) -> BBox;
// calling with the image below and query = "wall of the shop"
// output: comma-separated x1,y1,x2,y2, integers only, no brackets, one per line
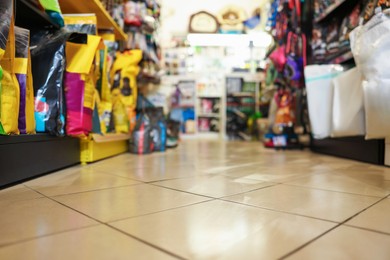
159,0,270,47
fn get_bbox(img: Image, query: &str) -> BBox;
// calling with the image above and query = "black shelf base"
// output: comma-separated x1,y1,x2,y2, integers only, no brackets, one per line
311,136,385,165
0,135,80,188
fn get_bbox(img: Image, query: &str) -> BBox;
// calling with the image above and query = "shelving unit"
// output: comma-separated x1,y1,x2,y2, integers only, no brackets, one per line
0,0,83,188
58,0,127,40
314,0,360,23
0,135,80,188
309,0,385,165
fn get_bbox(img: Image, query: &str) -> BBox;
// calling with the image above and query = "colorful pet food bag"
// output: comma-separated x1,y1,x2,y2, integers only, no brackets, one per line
14,26,35,134
0,2,20,135
64,34,102,137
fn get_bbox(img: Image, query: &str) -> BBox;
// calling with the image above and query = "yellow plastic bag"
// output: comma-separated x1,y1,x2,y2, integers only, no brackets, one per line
0,12,20,135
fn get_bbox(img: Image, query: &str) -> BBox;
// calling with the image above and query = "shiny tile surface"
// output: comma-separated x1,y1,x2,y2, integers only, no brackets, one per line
24,166,140,196
225,184,380,222
287,226,390,260
0,225,176,260
153,175,275,198
54,184,209,222
0,184,42,202
111,200,335,259
346,197,390,234
0,198,97,246
1,140,390,258
286,171,390,197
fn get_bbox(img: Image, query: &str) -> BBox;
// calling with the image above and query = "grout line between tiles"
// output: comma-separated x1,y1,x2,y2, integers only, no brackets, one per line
22,186,188,260
0,224,100,249
343,224,390,237
25,183,144,198
218,199,339,224
282,183,390,199
278,195,390,259
22,187,210,259
107,199,216,223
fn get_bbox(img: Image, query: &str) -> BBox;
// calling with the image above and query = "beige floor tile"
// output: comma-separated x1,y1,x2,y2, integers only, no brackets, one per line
346,197,390,233
54,184,209,222
94,161,204,182
0,198,97,246
286,171,390,197
0,185,42,202
0,225,176,260
110,200,335,259
153,175,275,198
25,164,141,196
24,166,140,196
287,226,390,260
225,184,380,222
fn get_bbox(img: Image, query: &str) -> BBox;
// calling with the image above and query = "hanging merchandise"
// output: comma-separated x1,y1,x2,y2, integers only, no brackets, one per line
14,26,35,134
284,31,306,89
304,65,344,139
331,67,365,137
274,88,295,126
63,14,97,35
0,7,20,135
38,0,64,28
64,34,102,138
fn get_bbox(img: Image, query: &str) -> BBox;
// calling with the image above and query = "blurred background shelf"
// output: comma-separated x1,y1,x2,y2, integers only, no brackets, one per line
58,0,127,40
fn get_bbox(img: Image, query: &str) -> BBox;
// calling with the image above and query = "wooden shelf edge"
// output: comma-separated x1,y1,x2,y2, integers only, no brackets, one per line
91,133,131,143
58,0,127,40
314,0,347,23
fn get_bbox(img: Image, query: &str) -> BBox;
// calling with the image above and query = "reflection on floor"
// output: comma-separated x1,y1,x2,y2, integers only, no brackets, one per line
1,140,390,259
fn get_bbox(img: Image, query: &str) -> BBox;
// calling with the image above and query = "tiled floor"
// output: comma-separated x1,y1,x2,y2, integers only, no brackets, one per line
1,140,390,259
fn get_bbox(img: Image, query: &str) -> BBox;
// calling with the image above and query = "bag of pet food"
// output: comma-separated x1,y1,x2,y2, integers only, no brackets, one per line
31,30,69,136
130,112,153,154
64,33,102,137
14,26,35,134
0,3,20,135
63,14,97,35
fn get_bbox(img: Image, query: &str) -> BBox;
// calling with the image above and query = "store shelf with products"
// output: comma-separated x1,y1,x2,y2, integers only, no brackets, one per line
58,0,127,40
308,0,385,165
0,0,82,188
314,0,360,23
15,0,60,31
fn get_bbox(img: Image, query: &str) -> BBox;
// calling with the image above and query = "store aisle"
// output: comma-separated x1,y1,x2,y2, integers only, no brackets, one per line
1,140,390,259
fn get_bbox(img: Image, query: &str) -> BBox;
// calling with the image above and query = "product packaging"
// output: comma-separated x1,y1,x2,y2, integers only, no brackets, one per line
63,14,97,35
304,64,344,139
64,33,102,137
31,30,70,136
38,0,64,27
129,112,153,154
0,3,20,135
331,67,365,137
110,49,142,132
15,26,35,134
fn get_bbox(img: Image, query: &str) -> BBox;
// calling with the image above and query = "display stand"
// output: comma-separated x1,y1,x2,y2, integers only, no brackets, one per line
0,0,81,188
308,0,385,165
58,0,127,40
0,135,80,188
